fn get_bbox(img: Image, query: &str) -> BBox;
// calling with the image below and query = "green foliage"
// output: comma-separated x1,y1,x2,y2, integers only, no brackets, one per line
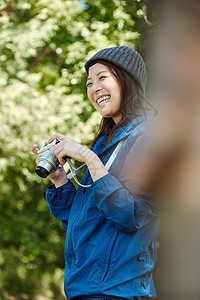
0,0,152,299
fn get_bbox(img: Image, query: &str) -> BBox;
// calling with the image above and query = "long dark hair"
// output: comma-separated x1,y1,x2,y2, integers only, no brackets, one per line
89,59,147,150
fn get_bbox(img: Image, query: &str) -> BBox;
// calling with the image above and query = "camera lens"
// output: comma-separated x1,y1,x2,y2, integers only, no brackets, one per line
35,166,49,178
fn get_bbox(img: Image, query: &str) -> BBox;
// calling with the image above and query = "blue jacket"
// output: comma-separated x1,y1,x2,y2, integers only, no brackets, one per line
46,116,158,299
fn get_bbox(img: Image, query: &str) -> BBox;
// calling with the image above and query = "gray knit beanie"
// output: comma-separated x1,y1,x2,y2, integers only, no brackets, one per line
85,46,147,93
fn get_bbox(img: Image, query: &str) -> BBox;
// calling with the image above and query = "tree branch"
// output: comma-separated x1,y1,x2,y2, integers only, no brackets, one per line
28,45,55,72
0,4,11,17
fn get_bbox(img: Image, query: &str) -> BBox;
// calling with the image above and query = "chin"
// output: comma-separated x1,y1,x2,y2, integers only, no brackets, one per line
101,113,112,118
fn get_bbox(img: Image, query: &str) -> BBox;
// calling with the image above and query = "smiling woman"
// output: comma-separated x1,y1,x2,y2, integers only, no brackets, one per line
31,46,158,300
86,63,122,124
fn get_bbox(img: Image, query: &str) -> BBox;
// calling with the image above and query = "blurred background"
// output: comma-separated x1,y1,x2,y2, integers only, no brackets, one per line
1,0,200,299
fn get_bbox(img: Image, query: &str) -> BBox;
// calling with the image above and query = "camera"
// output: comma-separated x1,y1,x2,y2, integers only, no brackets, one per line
35,139,61,178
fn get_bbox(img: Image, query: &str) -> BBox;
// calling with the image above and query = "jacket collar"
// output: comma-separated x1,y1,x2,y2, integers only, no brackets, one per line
103,116,145,152
92,116,146,155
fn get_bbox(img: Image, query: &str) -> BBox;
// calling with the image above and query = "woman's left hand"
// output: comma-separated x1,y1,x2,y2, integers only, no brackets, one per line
48,133,91,165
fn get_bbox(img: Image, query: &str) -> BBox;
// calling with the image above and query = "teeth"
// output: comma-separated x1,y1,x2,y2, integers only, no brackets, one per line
97,96,110,105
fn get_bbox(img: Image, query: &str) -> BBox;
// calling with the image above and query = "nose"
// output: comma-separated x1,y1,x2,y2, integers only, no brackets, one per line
92,82,101,94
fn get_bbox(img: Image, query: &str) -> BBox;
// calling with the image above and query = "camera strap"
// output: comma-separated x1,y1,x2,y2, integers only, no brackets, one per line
66,138,125,188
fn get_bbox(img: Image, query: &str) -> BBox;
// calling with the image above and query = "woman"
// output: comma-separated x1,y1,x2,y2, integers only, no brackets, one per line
31,46,158,299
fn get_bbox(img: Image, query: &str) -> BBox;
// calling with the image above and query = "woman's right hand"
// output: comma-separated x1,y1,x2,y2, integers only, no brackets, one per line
30,144,68,188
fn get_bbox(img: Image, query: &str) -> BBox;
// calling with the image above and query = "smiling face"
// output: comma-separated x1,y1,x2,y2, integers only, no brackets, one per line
86,63,122,124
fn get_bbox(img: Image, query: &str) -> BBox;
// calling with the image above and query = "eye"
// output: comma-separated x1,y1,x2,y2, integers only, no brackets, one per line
86,82,92,87
99,76,106,80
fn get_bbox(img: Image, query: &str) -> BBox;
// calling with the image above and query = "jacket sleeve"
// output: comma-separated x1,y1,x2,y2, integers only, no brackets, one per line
46,180,76,228
92,133,157,233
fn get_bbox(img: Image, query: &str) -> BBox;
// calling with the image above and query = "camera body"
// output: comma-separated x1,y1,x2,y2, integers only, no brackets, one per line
35,139,60,178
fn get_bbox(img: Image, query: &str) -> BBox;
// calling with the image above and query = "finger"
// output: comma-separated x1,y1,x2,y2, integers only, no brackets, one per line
56,150,67,165
53,146,64,157
53,140,68,154
54,149,71,163
36,155,41,164
31,144,39,154
57,164,63,169
53,141,64,151
30,144,38,151
48,133,66,144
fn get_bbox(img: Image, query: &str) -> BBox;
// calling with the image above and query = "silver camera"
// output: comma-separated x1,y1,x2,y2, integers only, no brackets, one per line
35,139,61,178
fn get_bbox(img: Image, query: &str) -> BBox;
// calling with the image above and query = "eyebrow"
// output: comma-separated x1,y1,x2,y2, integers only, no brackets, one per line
87,70,108,81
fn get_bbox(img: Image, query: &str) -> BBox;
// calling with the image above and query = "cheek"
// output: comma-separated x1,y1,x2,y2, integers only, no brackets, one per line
87,90,97,108
114,91,122,107
87,89,92,102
